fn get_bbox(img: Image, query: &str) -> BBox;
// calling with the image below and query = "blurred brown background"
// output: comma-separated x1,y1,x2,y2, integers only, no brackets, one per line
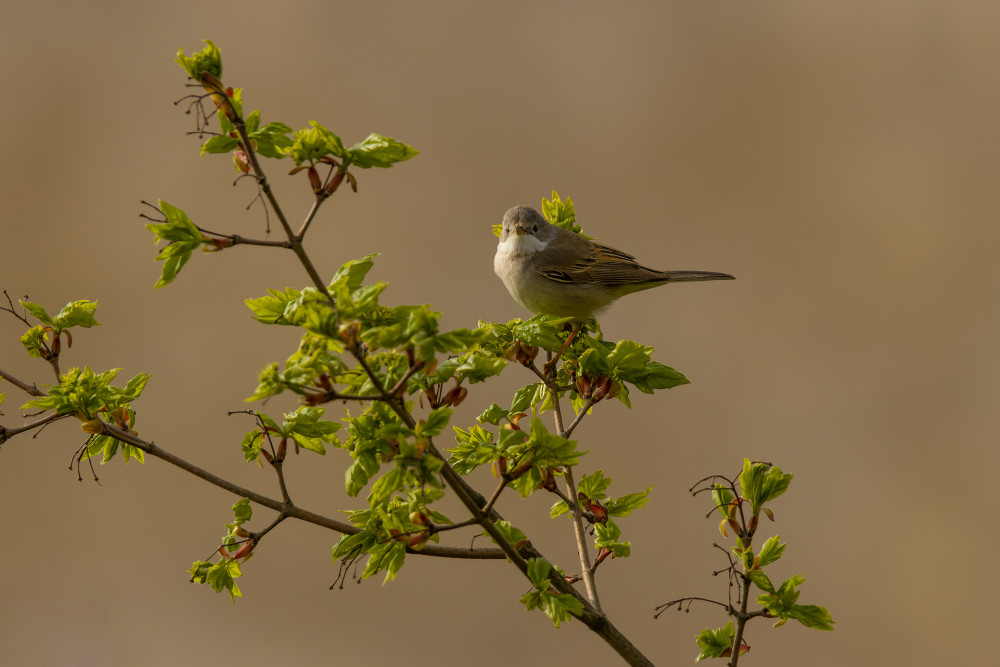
2,2,997,665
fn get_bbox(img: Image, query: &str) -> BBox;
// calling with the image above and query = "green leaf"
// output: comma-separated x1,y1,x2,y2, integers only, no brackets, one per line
604,486,652,517
786,604,835,631
695,621,735,662
19,301,53,325
148,201,203,242
519,558,584,627
122,372,152,400
52,300,100,331
549,499,570,518
757,535,785,567
19,325,48,358
711,484,735,518
245,287,303,325
448,424,497,475
231,498,252,525
510,383,541,415
146,201,204,288
280,121,345,166
368,467,404,508
477,403,509,425
176,39,223,80
329,253,379,292
594,519,631,558
346,133,419,169
200,134,240,155
282,405,340,454
740,459,793,514
541,191,590,238
420,407,453,437
577,470,613,499
756,574,835,630
205,559,242,602
746,568,775,594
491,520,528,549
151,241,200,288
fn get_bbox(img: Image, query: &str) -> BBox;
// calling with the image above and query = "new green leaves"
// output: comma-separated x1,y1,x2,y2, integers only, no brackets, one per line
22,367,150,419
348,134,420,169
18,299,100,359
695,622,741,662
188,498,254,602
281,122,418,170
740,458,793,515
176,39,223,80
519,558,584,627
755,575,835,630
240,406,341,464
145,200,205,287
19,299,99,331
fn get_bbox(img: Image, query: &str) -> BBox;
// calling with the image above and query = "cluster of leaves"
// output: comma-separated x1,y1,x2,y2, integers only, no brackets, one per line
188,498,254,602
18,299,99,360
693,460,834,661
240,406,341,464
14,299,150,464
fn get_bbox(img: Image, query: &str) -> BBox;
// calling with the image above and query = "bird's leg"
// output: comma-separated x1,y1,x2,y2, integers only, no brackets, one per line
542,322,581,379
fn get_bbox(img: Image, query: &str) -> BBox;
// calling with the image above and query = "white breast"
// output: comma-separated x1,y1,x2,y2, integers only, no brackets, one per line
494,233,548,310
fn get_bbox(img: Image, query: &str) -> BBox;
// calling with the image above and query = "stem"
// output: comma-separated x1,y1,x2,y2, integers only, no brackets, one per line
564,464,602,613
729,572,752,667
561,396,596,439
544,352,602,614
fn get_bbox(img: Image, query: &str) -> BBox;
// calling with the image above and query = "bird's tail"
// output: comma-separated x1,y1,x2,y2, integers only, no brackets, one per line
661,270,735,282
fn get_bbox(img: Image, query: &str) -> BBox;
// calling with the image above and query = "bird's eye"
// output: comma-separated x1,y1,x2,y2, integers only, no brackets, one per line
532,224,538,232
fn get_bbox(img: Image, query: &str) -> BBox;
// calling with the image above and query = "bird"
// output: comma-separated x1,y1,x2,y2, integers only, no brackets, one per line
494,205,734,320
494,205,734,368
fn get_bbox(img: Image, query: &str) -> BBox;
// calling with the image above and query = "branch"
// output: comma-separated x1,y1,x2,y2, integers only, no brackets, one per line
729,572,753,667
0,412,70,444
543,351,602,614
99,422,502,560
561,396,596,439
0,368,46,396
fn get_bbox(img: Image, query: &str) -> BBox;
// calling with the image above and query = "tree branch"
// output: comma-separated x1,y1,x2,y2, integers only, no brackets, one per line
543,351,602,614
0,412,70,444
0,368,46,396
99,422,502,560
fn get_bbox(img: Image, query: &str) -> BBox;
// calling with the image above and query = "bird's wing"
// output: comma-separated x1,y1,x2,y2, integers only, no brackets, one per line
533,229,663,286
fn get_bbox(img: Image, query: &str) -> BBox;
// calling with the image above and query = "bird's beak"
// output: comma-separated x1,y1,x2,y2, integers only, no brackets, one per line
511,224,529,235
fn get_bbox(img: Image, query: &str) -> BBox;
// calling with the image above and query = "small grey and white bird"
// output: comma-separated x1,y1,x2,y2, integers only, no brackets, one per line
494,205,734,321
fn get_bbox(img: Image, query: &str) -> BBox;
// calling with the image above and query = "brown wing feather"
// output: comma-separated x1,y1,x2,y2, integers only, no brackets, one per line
533,227,664,286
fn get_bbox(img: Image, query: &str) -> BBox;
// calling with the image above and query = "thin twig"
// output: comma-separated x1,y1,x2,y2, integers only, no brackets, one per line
544,351,602,614
561,396,596,439
480,478,508,516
